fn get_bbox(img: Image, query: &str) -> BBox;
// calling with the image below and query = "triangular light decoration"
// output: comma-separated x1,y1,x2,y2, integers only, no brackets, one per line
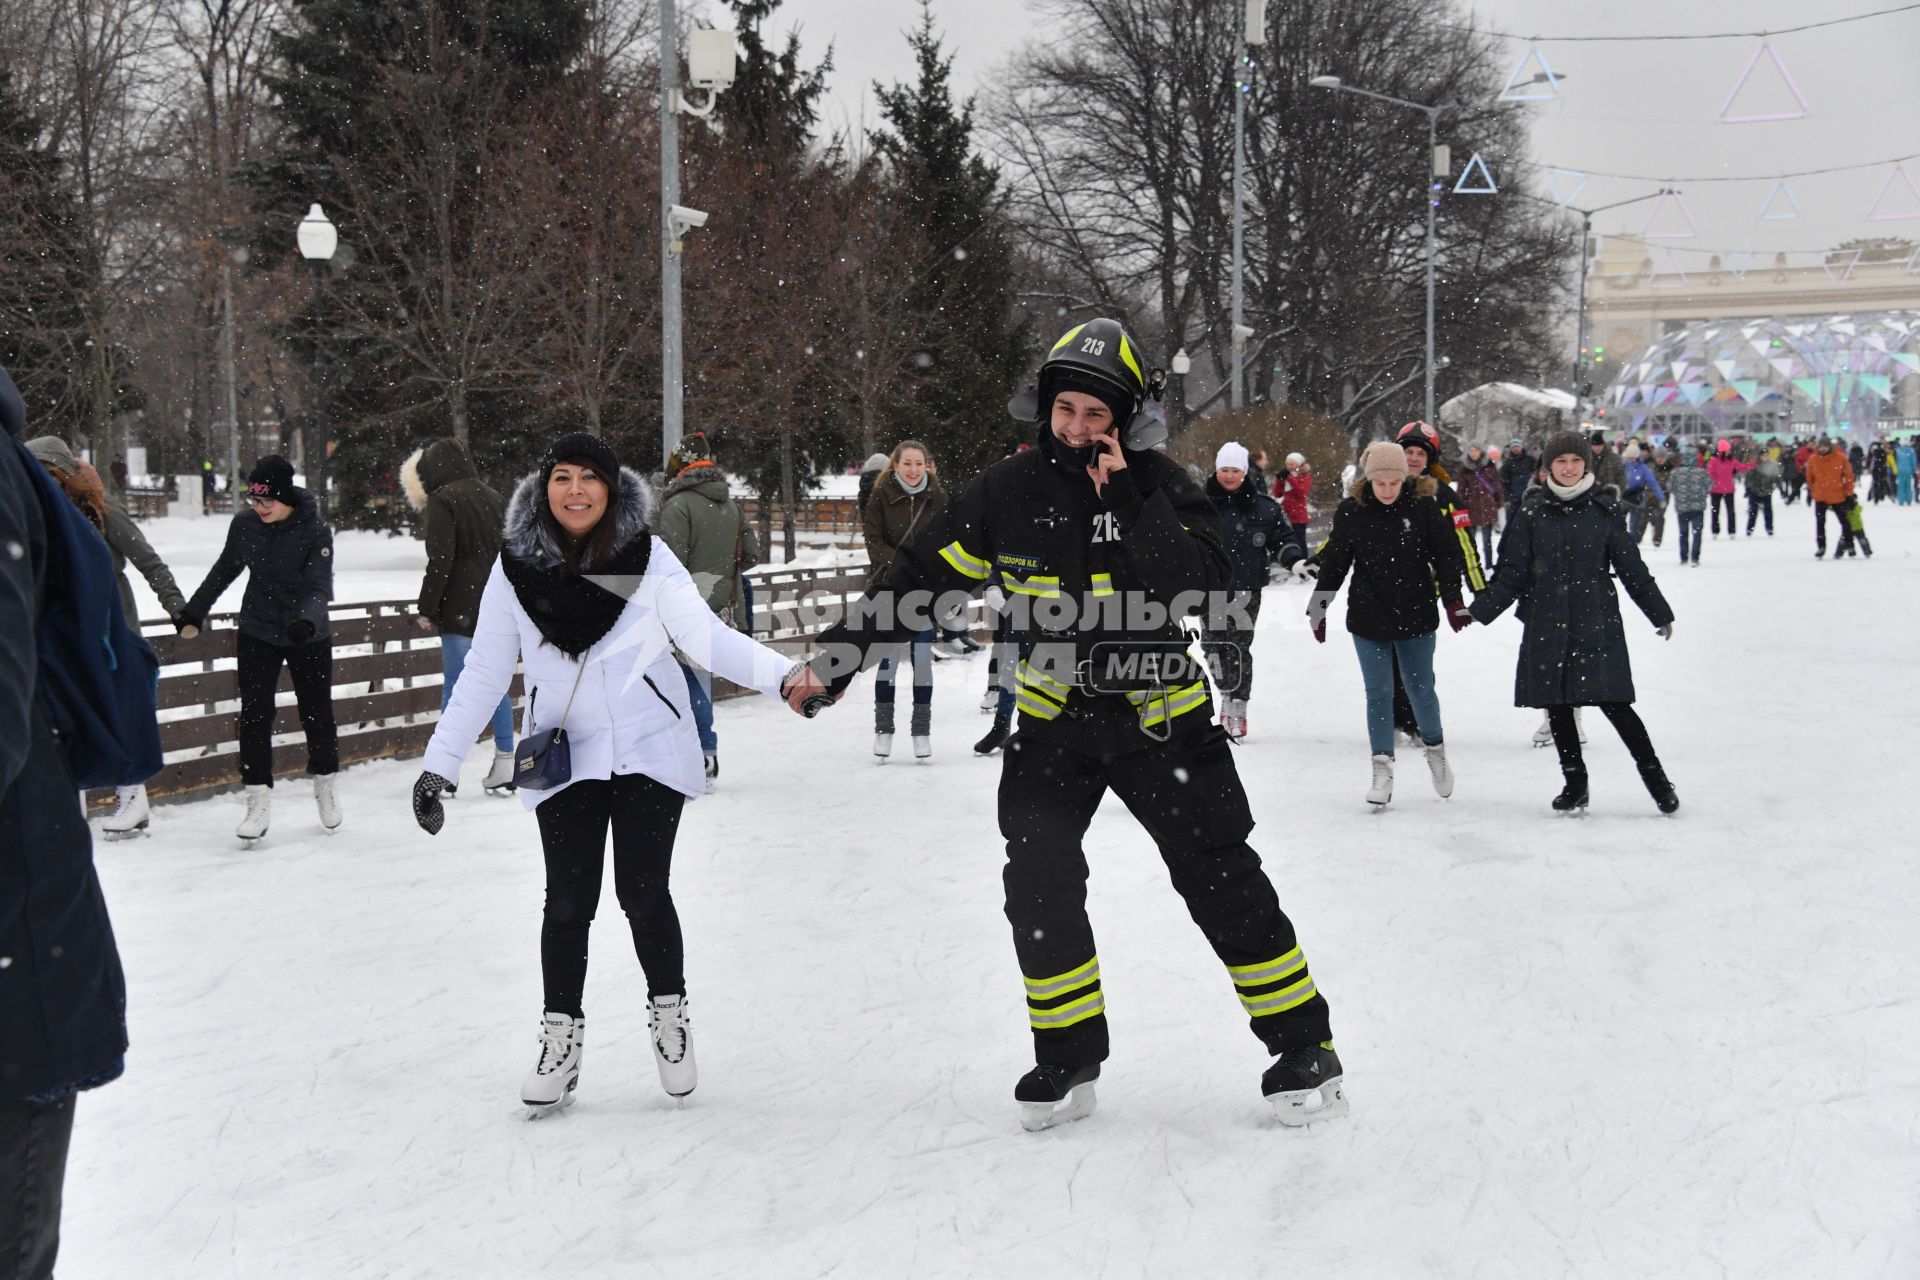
1500,48,1562,101
1640,191,1698,240
1713,358,1739,380
1719,41,1811,123
1647,249,1688,289
1726,251,1757,279
1548,168,1587,205
1866,164,1920,221
1758,181,1801,221
1822,247,1863,284
1453,153,1498,195
1731,379,1761,403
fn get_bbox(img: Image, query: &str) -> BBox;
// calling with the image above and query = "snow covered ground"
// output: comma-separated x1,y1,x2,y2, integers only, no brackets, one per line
66,505,1920,1278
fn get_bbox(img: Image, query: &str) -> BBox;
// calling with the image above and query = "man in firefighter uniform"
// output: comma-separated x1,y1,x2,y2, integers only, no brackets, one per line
786,319,1346,1130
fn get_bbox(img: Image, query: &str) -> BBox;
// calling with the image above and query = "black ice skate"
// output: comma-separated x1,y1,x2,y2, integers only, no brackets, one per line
1261,1042,1347,1127
973,714,1011,756
1552,771,1590,815
1639,762,1680,815
1016,1062,1099,1132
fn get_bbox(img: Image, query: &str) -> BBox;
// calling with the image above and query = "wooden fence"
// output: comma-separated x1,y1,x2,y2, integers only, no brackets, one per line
741,497,863,539
107,560,909,808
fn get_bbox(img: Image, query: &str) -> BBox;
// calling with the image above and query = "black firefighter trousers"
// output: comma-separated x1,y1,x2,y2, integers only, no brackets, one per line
998,726,1333,1069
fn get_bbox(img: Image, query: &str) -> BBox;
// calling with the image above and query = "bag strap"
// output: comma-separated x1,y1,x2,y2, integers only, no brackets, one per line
554,657,587,730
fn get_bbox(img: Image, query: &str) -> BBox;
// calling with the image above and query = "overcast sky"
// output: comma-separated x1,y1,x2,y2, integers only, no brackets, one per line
758,0,1920,265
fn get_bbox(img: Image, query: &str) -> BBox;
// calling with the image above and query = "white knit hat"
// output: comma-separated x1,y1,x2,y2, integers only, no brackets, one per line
1215,441,1250,471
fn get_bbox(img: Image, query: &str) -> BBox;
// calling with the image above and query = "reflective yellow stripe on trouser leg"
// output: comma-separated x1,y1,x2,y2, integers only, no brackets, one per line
1025,956,1105,1029
1227,947,1318,1019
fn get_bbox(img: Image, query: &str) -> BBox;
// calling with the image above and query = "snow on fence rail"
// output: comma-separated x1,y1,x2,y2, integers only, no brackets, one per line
107,558,981,808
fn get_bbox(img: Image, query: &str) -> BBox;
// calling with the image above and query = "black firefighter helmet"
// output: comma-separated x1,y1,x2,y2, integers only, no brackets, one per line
1008,318,1169,452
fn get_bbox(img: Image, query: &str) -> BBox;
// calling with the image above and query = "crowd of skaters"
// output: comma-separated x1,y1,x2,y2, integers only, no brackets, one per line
6,320,1912,1268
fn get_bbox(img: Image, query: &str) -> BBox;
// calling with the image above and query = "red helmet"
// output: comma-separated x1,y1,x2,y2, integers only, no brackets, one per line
1395,420,1442,459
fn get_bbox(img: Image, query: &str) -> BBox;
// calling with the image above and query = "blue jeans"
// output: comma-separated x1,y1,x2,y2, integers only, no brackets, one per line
876,629,935,705
441,631,514,750
680,661,717,754
1351,633,1442,756
1677,510,1704,562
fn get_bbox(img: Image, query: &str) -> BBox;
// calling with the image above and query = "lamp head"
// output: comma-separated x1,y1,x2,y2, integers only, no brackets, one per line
297,203,337,262
1308,75,1341,89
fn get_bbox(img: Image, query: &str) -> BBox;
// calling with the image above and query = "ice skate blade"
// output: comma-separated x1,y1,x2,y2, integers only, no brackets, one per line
1269,1076,1347,1128
523,1080,578,1120
1020,1082,1096,1132
104,825,150,840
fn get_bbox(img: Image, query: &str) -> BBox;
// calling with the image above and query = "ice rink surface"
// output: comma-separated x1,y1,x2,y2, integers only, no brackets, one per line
66,505,1920,1278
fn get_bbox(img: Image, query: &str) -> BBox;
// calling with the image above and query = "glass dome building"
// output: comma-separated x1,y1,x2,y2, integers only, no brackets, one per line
1601,311,1920,438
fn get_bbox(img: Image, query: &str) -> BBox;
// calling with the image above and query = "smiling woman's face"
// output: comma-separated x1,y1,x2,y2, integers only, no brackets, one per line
547,463,609,539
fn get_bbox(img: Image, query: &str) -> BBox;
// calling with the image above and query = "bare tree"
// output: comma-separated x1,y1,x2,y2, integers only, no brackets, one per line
986,0,1573,438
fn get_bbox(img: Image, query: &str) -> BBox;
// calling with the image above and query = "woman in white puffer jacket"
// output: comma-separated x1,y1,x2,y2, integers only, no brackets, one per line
411,432,808,1117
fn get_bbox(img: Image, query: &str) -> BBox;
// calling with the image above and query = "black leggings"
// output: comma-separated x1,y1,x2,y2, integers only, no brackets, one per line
1547,703,1658,775
534,774,687,1017
237,634,338,786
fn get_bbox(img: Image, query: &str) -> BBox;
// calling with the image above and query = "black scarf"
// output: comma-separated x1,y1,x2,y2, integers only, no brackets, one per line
501,535,652,657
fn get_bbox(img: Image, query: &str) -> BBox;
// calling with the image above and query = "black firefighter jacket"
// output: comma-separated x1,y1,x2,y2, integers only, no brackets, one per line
1310,477,1467,642
183,489,334,645
816,431,1232,756
1468,484,1674,708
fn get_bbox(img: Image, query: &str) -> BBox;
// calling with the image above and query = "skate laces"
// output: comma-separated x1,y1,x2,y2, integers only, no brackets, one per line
651,1000,687,1062
537,1019,574,1073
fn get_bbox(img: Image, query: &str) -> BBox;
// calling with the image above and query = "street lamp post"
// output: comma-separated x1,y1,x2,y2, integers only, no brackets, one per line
1232,1,1267,412
1509,186,1672,424
296,203,337,510
657,13,737,466
1309,75,1443,429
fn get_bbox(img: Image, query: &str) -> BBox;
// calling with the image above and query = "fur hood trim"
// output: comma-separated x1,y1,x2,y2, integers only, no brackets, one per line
1349,474,1437,502
400,448,429,512
504,464,654,567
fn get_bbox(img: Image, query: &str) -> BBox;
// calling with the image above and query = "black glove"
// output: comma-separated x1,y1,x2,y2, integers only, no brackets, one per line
413,771,453,835
287,619,317,645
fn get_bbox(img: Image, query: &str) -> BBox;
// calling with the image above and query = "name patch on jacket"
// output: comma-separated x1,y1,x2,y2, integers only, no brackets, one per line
997,552,1044,573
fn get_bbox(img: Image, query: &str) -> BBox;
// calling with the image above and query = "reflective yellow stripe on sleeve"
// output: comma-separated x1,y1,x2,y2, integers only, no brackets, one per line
1004,574,1061,598
1090,572,1115,597
938,541,990,580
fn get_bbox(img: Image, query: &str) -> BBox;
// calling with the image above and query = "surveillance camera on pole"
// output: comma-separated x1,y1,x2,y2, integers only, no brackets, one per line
669,204,709,252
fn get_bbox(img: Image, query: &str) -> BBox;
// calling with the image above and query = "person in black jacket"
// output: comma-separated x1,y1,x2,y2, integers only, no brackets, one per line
403,437,513,797
180,454,341,843
787,318,1346,1131
1309,441,1471,808
0,366,130,1280
1204,440,1284,739
1468,431,1679,814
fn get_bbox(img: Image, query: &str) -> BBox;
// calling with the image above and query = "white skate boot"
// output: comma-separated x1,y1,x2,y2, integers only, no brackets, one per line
1423,742,1453,799
1222,698,1248,741
1366,754,1394,808
314,774,342,831
522,1012,583,1118
482,749,516,795
103,784,150,839
702,752,718,795
236,785,271,844
648,994,698,1098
